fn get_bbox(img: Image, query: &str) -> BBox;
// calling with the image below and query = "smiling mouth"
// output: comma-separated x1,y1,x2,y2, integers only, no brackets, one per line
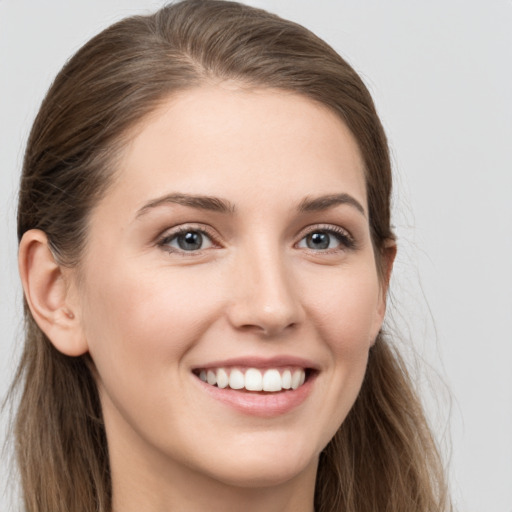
193,367,312,393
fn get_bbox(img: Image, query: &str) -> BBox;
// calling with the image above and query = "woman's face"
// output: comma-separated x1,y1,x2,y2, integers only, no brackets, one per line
73,86,389,490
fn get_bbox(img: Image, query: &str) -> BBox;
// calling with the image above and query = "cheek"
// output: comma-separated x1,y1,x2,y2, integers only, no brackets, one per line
303,263,383,354
80,264,224,386
78,263,229,453
300,262,382,438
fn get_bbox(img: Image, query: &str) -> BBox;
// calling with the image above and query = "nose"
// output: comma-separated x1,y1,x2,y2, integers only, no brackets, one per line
226,245,303,337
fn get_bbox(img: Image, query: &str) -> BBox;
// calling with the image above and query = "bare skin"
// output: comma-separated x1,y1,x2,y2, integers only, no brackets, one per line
19,85,394,512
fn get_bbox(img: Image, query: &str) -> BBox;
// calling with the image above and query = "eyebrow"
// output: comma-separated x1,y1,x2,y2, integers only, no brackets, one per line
136,193,236,218
135,191,366,219
298,193,366,217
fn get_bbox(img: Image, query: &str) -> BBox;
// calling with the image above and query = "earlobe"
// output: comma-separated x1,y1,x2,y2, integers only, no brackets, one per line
18,229,88,356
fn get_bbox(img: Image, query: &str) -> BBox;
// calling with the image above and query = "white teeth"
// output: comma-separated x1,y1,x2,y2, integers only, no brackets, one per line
217,368,229,389
291,370,302,390
262,369,282,392
229,369,245,390
245,368,263,391
199,367,307,393
206,370,216,386
281,369,292,389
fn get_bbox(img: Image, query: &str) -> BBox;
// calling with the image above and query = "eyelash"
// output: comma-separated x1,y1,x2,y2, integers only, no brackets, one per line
295,224,356,253
157,225,220,256
156,224,356,255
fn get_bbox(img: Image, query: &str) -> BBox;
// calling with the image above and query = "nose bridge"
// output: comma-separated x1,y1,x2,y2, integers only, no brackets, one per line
228,237,301,335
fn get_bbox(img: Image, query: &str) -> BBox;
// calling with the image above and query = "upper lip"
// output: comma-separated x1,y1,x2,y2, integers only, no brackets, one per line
191,355,320,371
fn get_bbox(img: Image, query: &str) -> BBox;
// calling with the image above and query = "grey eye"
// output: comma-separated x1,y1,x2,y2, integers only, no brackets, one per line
306,232,330,249
297,230,344,250
165,230,213,251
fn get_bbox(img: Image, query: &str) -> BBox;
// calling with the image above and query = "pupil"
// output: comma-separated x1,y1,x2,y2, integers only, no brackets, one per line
308,232,329,250
178,231,202,250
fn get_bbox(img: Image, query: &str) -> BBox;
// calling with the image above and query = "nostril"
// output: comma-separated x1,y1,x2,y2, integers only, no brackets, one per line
238,320,297,338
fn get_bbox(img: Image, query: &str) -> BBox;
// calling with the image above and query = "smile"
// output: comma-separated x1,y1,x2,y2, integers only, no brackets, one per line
195,367,307,393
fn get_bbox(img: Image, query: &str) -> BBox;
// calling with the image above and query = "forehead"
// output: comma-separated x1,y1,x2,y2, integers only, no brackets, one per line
101,85,367,215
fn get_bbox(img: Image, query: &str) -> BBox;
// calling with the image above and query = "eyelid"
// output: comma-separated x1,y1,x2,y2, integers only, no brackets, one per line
295,223,356,251
155,222,356,255
156,223,222,254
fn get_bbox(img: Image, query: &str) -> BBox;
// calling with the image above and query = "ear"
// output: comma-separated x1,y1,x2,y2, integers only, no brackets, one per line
18,229,88,356
372,239,397,340
380,239,397,299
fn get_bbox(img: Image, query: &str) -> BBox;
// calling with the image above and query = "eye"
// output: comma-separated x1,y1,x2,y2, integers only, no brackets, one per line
297,227,354,251
159,228,214,252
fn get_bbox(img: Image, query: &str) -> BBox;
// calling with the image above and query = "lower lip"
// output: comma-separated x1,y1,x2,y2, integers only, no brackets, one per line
194,373,316,417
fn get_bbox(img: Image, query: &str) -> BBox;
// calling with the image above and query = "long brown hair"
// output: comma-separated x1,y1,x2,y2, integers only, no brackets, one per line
9,1,450,510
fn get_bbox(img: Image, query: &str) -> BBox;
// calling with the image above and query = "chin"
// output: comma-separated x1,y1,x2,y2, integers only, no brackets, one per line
194,438,320,489
213,460,317,489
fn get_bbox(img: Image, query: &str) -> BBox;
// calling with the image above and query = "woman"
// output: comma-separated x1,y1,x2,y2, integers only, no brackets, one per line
10,1,450,510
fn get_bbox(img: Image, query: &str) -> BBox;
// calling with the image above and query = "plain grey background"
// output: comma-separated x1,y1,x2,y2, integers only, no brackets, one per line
1,1,511,511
